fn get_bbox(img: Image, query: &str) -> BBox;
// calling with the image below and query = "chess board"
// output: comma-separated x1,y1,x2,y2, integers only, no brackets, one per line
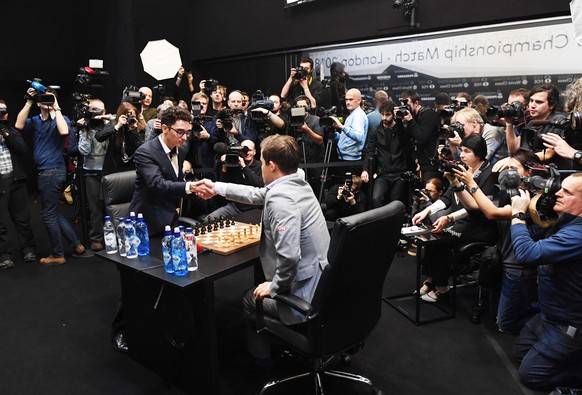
196,221,261,256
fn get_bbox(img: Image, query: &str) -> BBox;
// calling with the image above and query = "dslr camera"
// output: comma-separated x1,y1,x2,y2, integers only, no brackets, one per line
204,79,219,92
191,101,213,134
439,103,466,120
395,98,412,120
439,122,464,140
217,108,243,132
438,159,464,173
497,101,525,119
215,142,251,167
341,172,353,199
293,66,308,80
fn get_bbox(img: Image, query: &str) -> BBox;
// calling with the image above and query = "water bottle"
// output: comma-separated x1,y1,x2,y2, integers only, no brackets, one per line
124,218,139,259
136,213,150,256
129,211,137,227
161,226,174,274
179,225,185,239
103,215,118,254
117,217,127,257
184,227,198,271
171,227,188,276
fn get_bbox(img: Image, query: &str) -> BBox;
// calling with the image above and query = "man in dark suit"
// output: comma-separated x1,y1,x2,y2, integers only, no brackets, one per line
128,106,206,236
198,134,330,364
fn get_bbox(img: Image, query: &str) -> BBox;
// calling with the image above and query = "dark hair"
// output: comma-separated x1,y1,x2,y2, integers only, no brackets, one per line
299,57,314,70
161,106,192,127
460,135,487,161
260,134,300,174
0,99,6,105
434,92,450,106
330,62,345,80
455,92,471,102
509,88,530,104
401,89,420,104
530,83,561,112
427,177,444,193
379,100,395,114
293,95,311,107
510,149,542,169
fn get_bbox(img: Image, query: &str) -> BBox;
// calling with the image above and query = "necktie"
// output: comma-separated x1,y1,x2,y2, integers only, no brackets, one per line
169,149,179,177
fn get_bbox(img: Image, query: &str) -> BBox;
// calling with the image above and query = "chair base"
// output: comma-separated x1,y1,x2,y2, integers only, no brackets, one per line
259,369,380,395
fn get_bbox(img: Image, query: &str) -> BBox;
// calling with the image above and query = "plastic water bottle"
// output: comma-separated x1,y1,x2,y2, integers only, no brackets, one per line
117,217,127,257
161,226,174,274
103,215,118,254
179,225,185,239
184,227,198,271
136,213,150,256
129,211,137,227
124,218,139,259
171,227,188,276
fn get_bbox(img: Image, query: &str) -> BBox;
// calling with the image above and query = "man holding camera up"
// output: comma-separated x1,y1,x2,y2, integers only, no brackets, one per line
0,100,36,268
331,88,368,174
510,173,582,391
216,91,258,145
361,100,411,208
207,139,263,219
398,90,440,180
281,57,322,109
16,87,87,265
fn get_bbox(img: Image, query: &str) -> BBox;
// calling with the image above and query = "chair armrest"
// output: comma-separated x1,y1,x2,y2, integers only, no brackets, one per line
178,216,200,228
274,294,313,316
457,241,492,255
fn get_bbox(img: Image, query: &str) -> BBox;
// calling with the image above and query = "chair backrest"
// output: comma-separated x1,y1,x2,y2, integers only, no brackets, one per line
311,200,405,356
101,170,136,220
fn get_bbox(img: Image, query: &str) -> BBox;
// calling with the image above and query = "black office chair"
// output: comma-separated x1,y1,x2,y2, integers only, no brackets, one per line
256,201,405,395
101,170,199,228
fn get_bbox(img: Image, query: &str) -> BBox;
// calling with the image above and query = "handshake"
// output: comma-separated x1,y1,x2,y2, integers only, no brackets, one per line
189,179,217,200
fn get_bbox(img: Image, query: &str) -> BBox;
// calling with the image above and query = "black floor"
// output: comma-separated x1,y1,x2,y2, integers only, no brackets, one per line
0,199,545,395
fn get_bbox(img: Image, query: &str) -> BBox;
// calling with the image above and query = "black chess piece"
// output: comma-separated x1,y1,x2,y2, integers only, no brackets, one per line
225,217,230,227
200,225,206,235
219,215,225,229
194,226,200,237
213,218,219,231
230,217,236,226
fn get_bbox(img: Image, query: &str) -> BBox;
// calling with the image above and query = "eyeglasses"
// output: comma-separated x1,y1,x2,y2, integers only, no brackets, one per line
169,126,193,138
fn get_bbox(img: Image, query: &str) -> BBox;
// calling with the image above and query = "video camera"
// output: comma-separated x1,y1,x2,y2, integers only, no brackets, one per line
248,90,275,123
74,67,109,90
438,103,466,120
214,142,250,167
217,108,244,132
121,85,145,111
204,79,219,92
317,106,338,129
400,170,424,187
25,78,60,105
289,106,306,128
293,66,308,80
395,98,412,120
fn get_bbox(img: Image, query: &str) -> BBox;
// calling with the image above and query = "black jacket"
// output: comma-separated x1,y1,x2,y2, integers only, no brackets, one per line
0,124,29,181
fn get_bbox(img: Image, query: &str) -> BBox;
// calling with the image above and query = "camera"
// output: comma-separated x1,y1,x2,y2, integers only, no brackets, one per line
497,101,525,119
190,101,213,134
126,113,137,125
204,79,219,92
289,106,306,128
293,66,308,80
214,142,250,167
413,188,429,199
248,91,275,123
395,98,412,120
439,122,464,140
217,108,243,132
26,79,58,105
122,85,145,110
438,160,464,173
152,84,165,97
317,106,338,129
74,67,108,90
438,104,465,120
341,172,353,199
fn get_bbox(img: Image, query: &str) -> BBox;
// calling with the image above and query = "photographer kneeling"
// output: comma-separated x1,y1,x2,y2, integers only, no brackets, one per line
321,173,365,221
206,140,263,219
509,173,582,391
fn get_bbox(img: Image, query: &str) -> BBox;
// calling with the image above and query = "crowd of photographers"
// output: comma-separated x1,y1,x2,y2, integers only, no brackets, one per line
1,59,582,392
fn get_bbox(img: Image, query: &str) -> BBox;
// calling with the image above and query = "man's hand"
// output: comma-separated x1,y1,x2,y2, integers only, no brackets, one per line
542,132,575,160
25,88,37,101
412,210,428,225
299,79,308,89
238,156,246,168
361,170,369,183
253,282,271,299
198,126,210,140
447,130,462,147
452,166,475,188
190,179,216,199
288,68,297,79
199,79,207,91
511,189,531,214
330,116,343,130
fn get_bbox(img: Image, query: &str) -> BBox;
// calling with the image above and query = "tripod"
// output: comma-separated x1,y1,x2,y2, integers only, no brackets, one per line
317,128,336,202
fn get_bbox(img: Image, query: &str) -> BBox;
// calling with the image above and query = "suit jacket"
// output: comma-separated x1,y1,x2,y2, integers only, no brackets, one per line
224,173,330,325
128,137,188,236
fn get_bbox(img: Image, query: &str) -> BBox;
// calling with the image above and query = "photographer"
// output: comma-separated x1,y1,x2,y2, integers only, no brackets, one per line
280,57,322,108
216,91,257,145
251,93,287,144
202,81,226,117
400,89,440,180
321,173,365,221
361,100,411,208
139,87,157,123
410,177,445,222
183,92,219,179
453,150,542,334
292,96,323,162
509,173,582,391
0,100,36,268
68,99,110,251
16,87,87,265
207,140,263,219
95,102,144,175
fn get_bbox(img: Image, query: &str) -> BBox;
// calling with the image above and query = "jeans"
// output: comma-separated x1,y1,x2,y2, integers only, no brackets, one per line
514,314,582,390
371,176,407,209
38,168,80,257
0,179,36,257
496,269,538,334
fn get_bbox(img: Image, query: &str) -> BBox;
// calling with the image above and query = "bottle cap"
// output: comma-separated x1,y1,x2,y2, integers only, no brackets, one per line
186,227,192,232
119,217,125,222
174,227,181,233
125,218,132,223
165,225,171,231
105,215,111,220
130,211,136,218
137,213,144,219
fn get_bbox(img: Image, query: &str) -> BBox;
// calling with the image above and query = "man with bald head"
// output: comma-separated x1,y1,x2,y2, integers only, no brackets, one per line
332,88,368,171
367,90,390,132
139,87,156,123
216,90,257,144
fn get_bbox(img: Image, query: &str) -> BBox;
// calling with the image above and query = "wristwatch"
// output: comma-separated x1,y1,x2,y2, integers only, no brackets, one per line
512,212,526,221
467,185,479,194
573,151,582,162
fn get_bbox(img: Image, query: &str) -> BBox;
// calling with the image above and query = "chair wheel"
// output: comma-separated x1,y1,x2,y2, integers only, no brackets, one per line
471,308,481,324
373,387,384,395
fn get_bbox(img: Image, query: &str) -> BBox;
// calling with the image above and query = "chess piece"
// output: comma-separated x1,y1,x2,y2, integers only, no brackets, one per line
219,216,225,229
